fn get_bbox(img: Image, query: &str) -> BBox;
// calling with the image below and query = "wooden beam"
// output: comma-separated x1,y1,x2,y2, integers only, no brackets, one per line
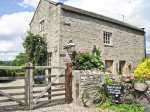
33,88,65,94
0,86,24,90
0,91,25,105
0,98,24,103
0,66,23,70
1,92,25,96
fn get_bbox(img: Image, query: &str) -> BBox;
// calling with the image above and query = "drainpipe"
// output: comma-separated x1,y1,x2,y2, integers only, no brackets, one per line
142,28,146,58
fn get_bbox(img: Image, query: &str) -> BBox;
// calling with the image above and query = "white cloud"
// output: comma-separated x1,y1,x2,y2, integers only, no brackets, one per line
0,12,33,40
19,0,40,8
0,12,33,60
0,41,16,52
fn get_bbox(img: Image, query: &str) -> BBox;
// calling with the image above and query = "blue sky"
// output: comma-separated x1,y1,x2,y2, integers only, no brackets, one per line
0,0,34,16
0,0,150,60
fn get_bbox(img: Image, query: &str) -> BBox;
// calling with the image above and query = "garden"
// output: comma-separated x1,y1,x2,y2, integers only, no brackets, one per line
72,48,150,112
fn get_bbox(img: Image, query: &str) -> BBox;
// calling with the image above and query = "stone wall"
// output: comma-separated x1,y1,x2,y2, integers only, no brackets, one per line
30,2,145,75
60,9,145,75
72,70,103,105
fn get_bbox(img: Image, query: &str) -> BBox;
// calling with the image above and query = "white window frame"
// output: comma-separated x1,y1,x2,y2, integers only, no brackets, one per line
103,31,113,46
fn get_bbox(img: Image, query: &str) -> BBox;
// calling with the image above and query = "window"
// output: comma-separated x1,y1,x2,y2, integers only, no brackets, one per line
105,60,113,73
39,20,45,32
103,31,112,46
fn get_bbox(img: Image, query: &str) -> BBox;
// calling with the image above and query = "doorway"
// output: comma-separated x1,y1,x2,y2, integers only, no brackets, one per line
105,60,113,73
119,61,126,74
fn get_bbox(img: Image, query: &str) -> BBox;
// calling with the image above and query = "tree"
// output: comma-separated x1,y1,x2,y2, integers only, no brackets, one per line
12,53,27,66
23,32,48,65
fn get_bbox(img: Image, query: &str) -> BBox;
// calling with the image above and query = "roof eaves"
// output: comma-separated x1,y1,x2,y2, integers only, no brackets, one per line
61,5,145,33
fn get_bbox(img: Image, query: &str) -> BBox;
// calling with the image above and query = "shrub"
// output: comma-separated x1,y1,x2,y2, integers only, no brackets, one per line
0,70,16,77
72,49,104,70
104,74,113,85
134,58,150,81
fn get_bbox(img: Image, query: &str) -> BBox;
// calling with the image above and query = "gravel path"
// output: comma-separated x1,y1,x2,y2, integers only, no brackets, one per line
14,103,100,112
0,102,101,112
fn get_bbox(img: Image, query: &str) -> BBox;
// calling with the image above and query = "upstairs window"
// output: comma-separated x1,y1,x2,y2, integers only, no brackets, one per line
103,31,112,46
39,20,45,32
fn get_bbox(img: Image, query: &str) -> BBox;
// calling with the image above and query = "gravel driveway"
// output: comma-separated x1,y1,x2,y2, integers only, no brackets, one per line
14,103,100,112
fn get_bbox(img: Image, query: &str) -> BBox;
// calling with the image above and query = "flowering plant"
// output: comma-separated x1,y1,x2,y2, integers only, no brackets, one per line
122,75,134,83
134,58,150,81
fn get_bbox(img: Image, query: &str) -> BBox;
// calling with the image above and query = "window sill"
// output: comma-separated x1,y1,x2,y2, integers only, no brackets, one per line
104,44,113,47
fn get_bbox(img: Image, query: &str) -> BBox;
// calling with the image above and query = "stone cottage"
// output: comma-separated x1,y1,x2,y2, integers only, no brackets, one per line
30,0,146,75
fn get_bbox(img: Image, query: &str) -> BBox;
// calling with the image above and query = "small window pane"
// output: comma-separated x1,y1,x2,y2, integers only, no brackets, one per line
103,31,112,45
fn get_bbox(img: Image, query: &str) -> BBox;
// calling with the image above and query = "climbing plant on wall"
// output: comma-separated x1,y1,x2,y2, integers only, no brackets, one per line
72,48,104,70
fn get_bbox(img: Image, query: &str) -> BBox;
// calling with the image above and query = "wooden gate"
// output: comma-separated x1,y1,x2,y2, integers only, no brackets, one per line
0,66,27,111
0,63,72,110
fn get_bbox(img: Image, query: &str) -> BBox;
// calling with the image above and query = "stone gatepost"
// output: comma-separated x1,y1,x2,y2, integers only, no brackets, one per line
72,70,103,105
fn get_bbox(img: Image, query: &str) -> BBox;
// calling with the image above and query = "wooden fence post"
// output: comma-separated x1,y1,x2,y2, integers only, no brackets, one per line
65,63,73,103
25,62,33,110
45,68,51,101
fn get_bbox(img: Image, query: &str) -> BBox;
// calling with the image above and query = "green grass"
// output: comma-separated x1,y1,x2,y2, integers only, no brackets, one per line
97,99,144,112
